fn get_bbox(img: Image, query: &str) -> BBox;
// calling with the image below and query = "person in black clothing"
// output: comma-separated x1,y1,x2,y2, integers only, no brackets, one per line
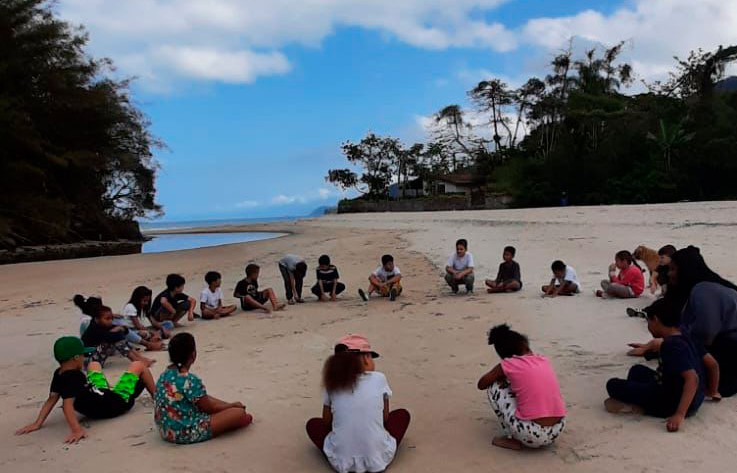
606,298,720,432
312,255,346,301
485,246,522,293
233,263,285,313
151,274,197,328
15,336,155,443
82,305,154,368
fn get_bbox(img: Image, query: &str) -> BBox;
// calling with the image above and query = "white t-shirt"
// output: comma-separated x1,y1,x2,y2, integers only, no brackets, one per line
200,287,223,309
118,303,140,329
373,266,401,282
322,372,396,473
447,252,474,271
557,265,581,289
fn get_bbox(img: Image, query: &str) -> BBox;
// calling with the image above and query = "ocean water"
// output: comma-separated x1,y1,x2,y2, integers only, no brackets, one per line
139,216,295,232
142,232,286,254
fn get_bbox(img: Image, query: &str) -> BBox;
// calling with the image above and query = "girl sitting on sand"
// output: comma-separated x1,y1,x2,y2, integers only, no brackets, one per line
477,324,566,450
596,250,645,299
306,334,410,473
122,286,173,340
81,305,155,368
154,333,252,444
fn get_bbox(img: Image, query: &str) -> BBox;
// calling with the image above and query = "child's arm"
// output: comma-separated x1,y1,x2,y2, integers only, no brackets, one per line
703,353,721,400
386,274,402,284
383,396,390,423
317,280,326,299
477,363,505,390
159,297,176,316
62,398,86,443
131,315,147,332
369,274,384,287
321,404,333,428
15,393,60,435
666,369,699,432
330,279,338,299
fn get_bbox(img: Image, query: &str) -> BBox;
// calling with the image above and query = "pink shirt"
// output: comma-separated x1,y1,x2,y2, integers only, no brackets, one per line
613,265,645,296
501,354,566,420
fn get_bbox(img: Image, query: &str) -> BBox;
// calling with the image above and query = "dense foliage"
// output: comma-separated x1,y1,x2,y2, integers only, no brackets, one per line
328,42,737,207
0,0,161,248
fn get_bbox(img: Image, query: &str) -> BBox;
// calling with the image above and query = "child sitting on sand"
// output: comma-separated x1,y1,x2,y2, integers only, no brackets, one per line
82,305,155,367
154,333,253,444
312,255,346,301
15,336,155,444
200,271,237,319
151,274,198,327
359,254,403,302
596,250,645,299
122,286,174,339
542,260,580,297
305,334,410,473
486,246,522,293
445,238,475,294
605,298,720,432
234,264,285,313
477,324,566,450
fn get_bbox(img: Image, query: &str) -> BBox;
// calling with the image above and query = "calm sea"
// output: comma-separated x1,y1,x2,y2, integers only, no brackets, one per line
138,217,293,254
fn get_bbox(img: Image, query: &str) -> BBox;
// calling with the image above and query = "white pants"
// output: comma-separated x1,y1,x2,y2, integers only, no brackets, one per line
487,382,566,448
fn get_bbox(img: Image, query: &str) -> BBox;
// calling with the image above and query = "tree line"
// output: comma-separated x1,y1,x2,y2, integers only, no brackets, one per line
327,41,737,207
0,0,160,249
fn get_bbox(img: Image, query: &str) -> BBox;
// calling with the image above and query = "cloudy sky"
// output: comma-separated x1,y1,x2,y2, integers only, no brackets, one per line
56,0,737,220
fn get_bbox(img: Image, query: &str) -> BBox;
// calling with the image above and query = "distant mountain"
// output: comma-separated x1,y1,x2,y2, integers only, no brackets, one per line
307,206,336,217
715,76,737,92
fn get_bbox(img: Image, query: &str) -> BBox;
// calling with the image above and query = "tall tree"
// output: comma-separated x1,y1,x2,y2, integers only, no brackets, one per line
0,0,161,247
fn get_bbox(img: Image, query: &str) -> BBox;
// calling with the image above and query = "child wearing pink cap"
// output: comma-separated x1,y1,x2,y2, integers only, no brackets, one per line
306,334,410,473
477,324,566,450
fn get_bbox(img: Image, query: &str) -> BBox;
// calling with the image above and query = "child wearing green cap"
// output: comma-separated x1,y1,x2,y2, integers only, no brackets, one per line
15,336,156,444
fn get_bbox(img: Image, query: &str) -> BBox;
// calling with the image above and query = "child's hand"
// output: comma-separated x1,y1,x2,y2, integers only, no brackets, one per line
65,428,87,444
330,295,337,302
15,422,42,435
231,402,246,410
609,263,617,272
666,414,684,432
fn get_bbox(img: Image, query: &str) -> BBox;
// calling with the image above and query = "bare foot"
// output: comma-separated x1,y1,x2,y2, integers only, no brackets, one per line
147,340,164,351
604,398,644,414
492,436,523,450
275,303,286,311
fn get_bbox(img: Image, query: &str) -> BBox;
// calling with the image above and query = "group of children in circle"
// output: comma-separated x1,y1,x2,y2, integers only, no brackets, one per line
16,241,726,473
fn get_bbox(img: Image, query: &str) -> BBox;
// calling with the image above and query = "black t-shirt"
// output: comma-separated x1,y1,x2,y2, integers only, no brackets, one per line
234,278,259,298
658,334,706,413
50,369,132,419
496,261,521,283
316,265,340,283
151,289,188,316
81,320,126,347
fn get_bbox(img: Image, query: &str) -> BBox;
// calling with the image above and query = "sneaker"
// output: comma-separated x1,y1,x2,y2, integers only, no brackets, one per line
389,288,397,301
626,307,646,318
358,288,368,302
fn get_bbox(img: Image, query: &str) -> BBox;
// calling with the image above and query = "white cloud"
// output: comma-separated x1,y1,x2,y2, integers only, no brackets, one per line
271,188,338,206
520,0,737,84
318,188,332,199
235,200,260,208
57,0,514,88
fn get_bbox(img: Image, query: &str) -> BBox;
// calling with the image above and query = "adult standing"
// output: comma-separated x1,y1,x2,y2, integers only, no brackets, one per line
629,246,737,397
278,254,307,305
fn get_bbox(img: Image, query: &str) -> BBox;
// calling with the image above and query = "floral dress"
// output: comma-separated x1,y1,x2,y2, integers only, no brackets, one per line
154,368,212,444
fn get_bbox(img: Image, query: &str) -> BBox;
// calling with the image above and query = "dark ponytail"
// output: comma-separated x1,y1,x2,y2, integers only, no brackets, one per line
168,332,196,372
488,324,529,359
616,250,643,272
73,294,103,317
322,350,364,393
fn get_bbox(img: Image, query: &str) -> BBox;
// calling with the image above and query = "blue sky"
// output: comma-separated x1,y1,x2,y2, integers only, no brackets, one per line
56,0,737,221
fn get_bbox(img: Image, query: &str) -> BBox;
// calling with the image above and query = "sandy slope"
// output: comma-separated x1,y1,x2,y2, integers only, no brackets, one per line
1,202,737,472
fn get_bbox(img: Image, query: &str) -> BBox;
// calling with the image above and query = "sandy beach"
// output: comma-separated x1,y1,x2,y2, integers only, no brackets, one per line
2,202,737,473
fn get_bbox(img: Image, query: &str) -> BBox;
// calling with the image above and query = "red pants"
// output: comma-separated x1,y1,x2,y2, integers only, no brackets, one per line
306,409,411,450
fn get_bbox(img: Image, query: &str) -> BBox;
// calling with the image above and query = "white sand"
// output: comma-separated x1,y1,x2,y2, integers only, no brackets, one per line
2,202,737,472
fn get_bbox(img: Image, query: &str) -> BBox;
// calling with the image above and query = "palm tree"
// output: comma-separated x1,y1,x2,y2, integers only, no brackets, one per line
647,119,695,173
